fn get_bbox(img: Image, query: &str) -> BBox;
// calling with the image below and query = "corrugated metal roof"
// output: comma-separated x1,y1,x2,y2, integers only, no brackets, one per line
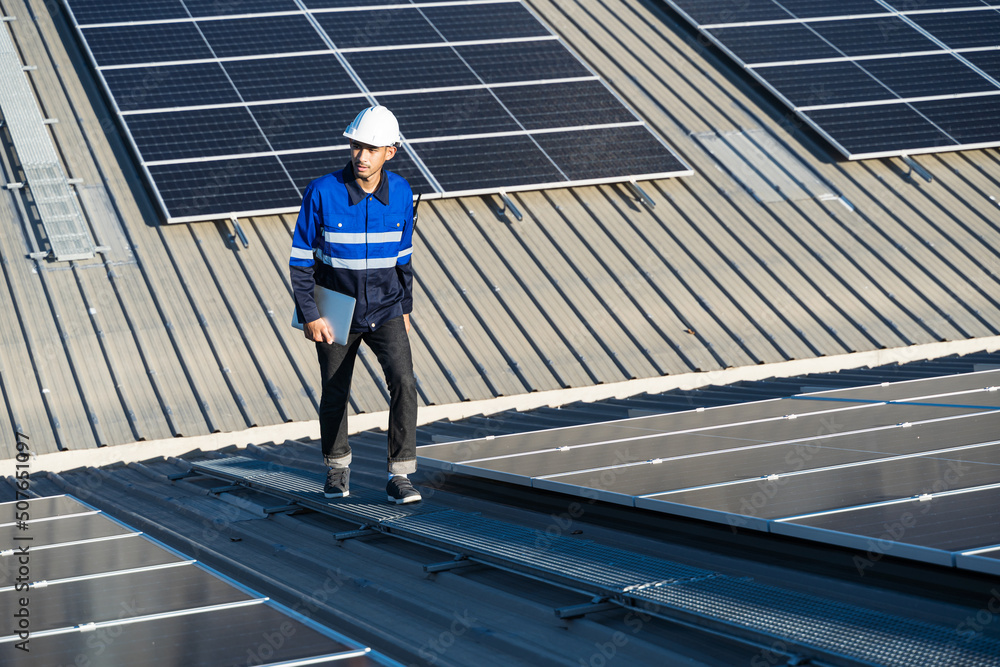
9,359,1000,666
1,0,999,459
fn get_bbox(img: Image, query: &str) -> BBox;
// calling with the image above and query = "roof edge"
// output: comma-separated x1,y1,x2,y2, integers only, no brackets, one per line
6,335,1000,475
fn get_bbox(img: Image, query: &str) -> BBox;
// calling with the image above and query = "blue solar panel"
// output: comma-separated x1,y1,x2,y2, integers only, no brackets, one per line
223,55,362,102
776,0,888,18
493,80,639,130
199,16,330,57
706,23,841,64
421,3,551,42
382,88,522,138
964,50,1000,79
534,125,689,181
148,157,300,221
666,0,789,24
810,17,940,57
801,104,954,155
663,1,1000,159
66,0,691,222
415,134,566,191
457,40,593,83
103,63,240,111
184,0,300,16
754,61,891,107
862,54,998,98
915,95,1000,144
908,10,1000,49
81,23,214,66
66,0,187,24
315,9,442,49
345,46,481,91
279,150,352,192
250,99,363,151
126,107,269,161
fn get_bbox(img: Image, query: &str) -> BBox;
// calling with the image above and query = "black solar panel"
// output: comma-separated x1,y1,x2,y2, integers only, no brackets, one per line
63,0,691,223
251,99,363,151
314,9,443,48
417,370,1000,572
908,10,1000,49
755,61,891,107
103,63,241,111
861,54,998,97
384,88,522,138
344,47,481,91
223,54,360,101
0,495,386,665
147,156,300,219
664,2,1000,159
775,0,888,18
416,134,566,191
184,0,299,15
126,107,271,161
67,0,187,24
81,23,213,66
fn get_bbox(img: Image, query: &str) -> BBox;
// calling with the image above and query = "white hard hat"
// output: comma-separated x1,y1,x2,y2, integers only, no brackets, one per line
343,105,400,147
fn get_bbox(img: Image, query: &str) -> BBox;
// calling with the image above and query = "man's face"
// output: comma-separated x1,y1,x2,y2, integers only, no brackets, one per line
351,140,396,181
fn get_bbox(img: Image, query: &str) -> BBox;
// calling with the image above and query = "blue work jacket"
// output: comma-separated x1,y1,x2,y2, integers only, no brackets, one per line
290,163,414,333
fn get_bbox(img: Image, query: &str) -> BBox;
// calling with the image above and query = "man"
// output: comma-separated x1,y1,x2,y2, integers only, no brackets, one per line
289,105,421,504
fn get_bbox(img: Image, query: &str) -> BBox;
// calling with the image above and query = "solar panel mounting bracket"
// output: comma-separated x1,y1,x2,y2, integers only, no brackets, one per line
334,525,380,542
230,215,249,249
424,555,478,573
210,483,246,495
263,503,302,515
627,180,655,209
900,155,933,183
498,191,523,222
555,596,618,619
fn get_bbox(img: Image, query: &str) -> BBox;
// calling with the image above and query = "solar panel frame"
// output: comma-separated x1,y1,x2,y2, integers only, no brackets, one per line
418,370,1000,569
0,495,394,666
61,0,692,223
771,483,1000,566
661,1,1000,159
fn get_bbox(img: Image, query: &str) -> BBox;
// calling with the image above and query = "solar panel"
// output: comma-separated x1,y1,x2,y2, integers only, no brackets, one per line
662,1,1000,159
0,495,393,665
418,370,1000,570
772,486,1000,570
62,0,691,223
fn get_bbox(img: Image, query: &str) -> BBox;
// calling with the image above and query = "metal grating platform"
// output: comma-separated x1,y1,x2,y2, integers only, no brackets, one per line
0,19,95,261
189,455,285,480
189,456,441,524
629,576,1000,667
190,455,713,594
190,455,1000,666
380,510,712,594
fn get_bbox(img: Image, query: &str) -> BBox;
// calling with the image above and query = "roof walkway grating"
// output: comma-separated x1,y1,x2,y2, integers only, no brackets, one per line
630,576,1000,667
0,18,95,261
188,454,1000,667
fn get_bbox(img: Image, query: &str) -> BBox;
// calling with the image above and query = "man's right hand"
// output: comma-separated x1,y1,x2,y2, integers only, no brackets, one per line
304,318,334,344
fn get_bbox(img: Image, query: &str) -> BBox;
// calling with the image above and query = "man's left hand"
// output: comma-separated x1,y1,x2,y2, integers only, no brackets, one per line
403,313,410,334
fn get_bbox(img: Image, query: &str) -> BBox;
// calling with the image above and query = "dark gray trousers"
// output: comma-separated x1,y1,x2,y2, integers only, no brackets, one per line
317,316,417,474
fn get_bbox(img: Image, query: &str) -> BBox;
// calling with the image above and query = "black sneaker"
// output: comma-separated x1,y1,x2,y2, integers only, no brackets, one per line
324,468,349,498
386,476,421,504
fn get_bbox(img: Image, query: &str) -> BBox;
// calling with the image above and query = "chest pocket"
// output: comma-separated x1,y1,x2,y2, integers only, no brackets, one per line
371,215,404,244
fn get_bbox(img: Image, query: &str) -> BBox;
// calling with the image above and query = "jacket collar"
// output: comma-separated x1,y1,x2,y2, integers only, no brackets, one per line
343,161,390,206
